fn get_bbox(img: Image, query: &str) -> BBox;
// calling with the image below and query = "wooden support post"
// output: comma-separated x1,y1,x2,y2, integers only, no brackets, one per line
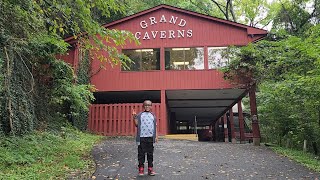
204,46,208,70
160,47,165,71
73,43,80,72
209,124,213,141
238,100,245,143
223,114,229,142
170,112,177,134
249,85,261,146
187,122,190,132
212,124,215,141
161,90,168,135
229,109,236,143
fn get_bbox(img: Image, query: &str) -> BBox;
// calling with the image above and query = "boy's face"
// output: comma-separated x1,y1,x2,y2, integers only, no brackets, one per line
143,101,152,112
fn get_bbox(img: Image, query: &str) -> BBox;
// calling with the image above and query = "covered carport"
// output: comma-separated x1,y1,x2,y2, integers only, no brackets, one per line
166,89,245,138
167,89,245,127
91,86,261,145
166,88,260,145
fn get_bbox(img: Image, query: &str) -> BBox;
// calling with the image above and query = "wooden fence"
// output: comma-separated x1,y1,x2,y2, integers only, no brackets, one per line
88,103,161,136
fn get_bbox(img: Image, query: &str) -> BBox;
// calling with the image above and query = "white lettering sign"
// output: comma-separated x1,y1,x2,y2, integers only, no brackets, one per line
149,17,157,25
177,30,184,38
140,20,148,29
159,15,167,23
178,19,186,27
135,14,193,40
151,31,158,39
187,30,193,37
143,32,150,40
169,16,178,24
168,30,175,39
160,31,166,39
135,32,141,39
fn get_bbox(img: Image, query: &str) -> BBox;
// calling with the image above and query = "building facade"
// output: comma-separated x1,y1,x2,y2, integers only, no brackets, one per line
62,5,267,145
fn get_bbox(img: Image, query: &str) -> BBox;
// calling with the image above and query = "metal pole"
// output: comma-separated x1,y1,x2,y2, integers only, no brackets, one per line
195,116,198,137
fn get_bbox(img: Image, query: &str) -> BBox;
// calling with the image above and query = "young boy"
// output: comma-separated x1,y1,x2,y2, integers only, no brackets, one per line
132,100,158,176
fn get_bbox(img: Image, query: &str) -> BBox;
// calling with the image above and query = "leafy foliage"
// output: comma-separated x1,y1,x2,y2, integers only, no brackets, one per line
0,0,137,135
272,146,320,172
0,125,103,179
122,0,235,21
50,60,93,111
233,0,280,27
223,0,320,154
272,0,319,35
73,49,93,130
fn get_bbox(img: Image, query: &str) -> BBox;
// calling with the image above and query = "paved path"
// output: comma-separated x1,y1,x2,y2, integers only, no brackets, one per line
91,137,320,180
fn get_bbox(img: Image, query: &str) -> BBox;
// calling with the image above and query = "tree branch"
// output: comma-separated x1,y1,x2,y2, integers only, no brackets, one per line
228,0,237,22
4,47,14,134
280,1,296,32
17,52,35,94
257,16,273,29
210,0,229,20
299,0,318,29
226,0,230,20
189,0,210,15
90,66,104,78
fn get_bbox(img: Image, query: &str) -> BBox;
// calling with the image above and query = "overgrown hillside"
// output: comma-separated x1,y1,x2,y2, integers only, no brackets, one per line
0,126,103,179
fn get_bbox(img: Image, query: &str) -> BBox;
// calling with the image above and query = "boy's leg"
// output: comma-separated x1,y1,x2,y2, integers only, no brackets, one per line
138,145,145,168
146,141,154,167
145,138,155,175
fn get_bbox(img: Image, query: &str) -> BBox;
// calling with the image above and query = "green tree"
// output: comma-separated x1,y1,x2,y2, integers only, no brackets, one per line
0,0,137,135
222,0,320,153
272,0,320,35
233,0,281,28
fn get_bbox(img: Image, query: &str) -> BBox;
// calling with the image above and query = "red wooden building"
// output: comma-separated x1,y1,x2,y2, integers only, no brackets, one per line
62,5,267,145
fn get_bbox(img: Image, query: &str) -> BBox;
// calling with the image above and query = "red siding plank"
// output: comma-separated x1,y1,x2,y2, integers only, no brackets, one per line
88,105,92,131
94,106,99,133
109,105,113,135
120,104,124,134
104,105,108,135
99,105,102,135
115,105,119,135
125,104,128,135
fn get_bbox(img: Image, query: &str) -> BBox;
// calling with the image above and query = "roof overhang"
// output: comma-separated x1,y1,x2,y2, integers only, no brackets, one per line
167,89,247,125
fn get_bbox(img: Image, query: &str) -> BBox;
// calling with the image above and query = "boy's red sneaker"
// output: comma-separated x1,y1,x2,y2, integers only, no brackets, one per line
148,167,156,176
138,167,144,176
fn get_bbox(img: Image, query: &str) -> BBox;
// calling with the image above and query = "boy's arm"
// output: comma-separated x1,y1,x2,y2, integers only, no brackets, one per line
155,115,158,142
133,115,138,127
132,108,138,127
156,130,158,142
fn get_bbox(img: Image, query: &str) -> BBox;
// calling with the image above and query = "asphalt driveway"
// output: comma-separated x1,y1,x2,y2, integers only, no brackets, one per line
91,137,320,180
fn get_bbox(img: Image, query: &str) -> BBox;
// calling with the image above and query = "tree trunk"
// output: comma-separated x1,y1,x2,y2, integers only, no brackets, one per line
303,140,307,152
4,47,14,134
286,138,290,148
228,0,236,22
312,142,318,155
318,107,320,126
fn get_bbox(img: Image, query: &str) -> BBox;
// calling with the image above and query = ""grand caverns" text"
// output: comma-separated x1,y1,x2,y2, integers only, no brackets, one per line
134,15,193,40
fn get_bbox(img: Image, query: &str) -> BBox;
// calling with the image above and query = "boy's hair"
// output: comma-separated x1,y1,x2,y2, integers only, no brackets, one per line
143,100,152,105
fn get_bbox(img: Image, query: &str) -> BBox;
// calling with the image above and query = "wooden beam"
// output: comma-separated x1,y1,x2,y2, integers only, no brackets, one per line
170,106,228,108
168,98,236,101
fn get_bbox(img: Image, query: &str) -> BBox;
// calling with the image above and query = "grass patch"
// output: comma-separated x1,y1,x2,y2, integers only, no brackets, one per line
271,146,320,172
0,126,104,179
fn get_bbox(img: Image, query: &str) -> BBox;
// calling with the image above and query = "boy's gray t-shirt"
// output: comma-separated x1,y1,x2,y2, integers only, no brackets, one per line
135,111,157,145
140,112,155,137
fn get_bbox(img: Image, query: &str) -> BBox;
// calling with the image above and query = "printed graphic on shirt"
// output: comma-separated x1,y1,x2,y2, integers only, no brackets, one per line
140,112,155,137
